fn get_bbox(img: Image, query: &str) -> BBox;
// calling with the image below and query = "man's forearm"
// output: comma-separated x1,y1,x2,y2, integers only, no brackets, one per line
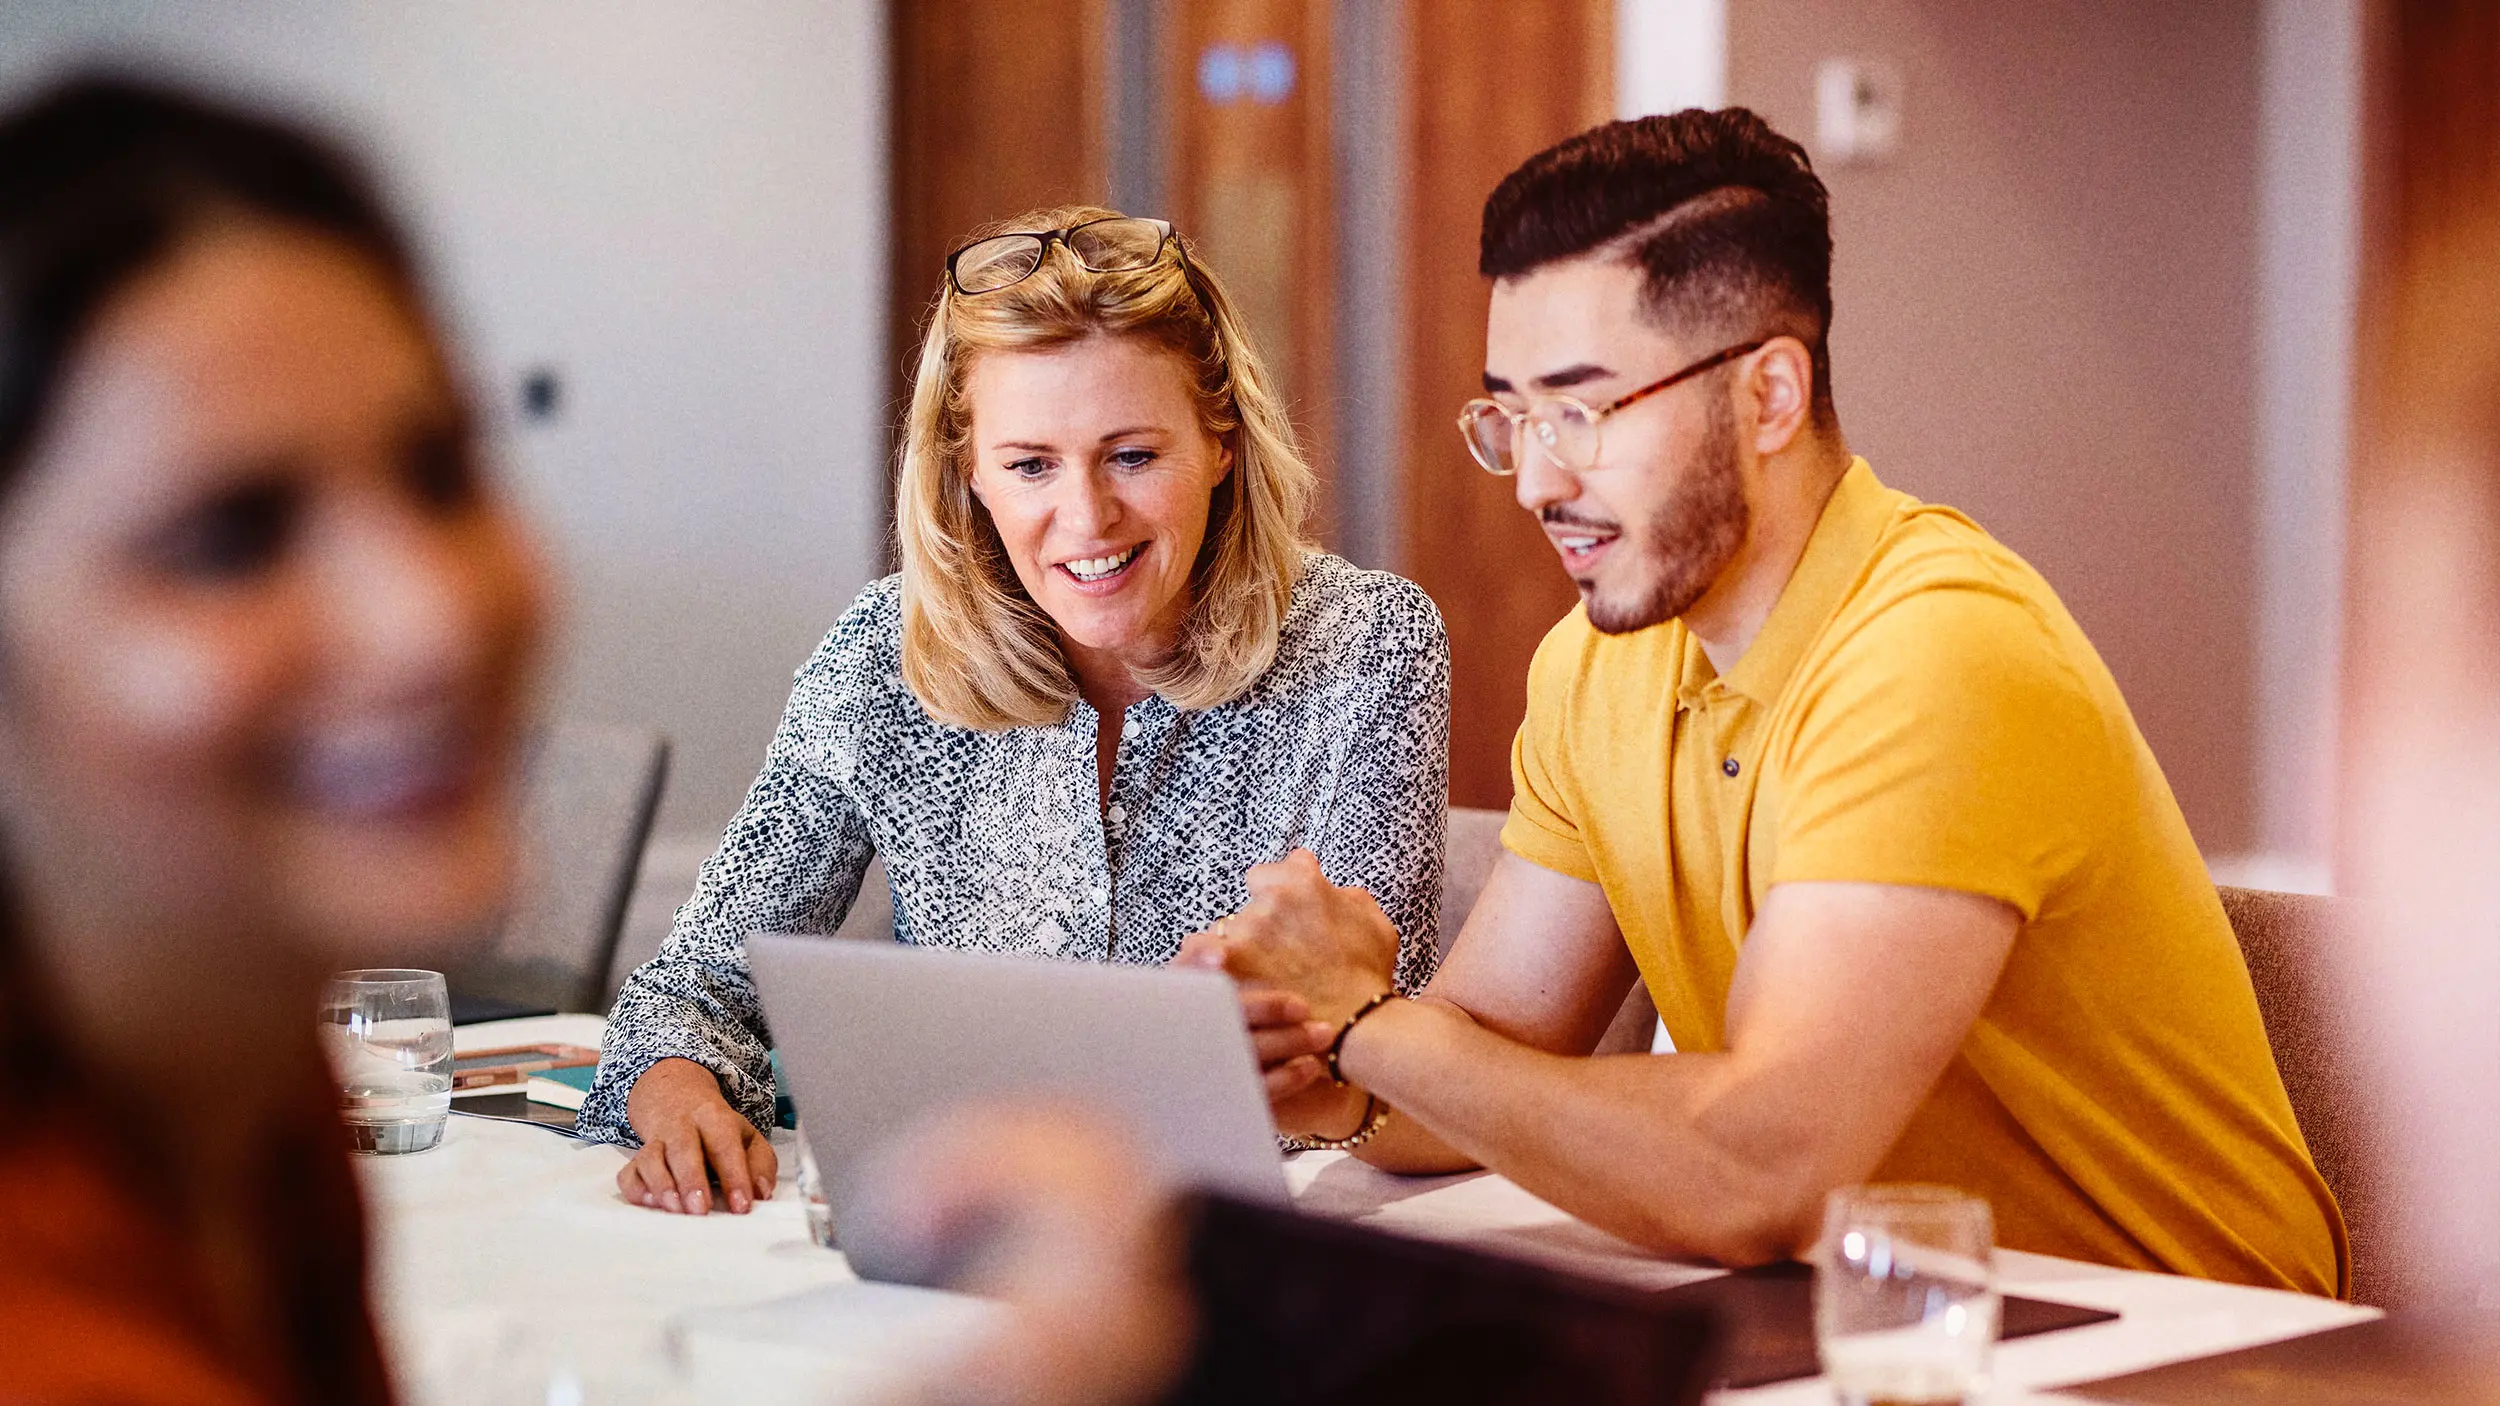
1342,997,1483,1174
1336,998,1822,1265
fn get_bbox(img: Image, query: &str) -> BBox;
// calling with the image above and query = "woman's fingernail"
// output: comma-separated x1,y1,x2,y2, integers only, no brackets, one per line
689,1189,708,1214
1307,1020,1333,1045
662,1191,682,1213
731,1192,751,1214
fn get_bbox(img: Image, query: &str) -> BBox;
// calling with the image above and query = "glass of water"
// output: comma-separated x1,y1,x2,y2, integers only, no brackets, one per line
1815,1184,1999,1406
321,969,453,1155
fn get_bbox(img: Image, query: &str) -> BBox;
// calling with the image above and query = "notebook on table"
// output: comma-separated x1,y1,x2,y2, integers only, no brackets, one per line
523,1062,598,1110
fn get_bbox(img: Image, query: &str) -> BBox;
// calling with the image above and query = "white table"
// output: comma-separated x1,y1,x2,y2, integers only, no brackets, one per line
363,1016,2375,1403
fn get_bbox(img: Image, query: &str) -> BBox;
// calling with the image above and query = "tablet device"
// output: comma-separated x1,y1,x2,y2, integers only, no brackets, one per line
749,934,1288,1283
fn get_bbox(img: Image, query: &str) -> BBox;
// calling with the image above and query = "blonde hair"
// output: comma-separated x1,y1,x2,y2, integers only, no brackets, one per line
895,205,1315,730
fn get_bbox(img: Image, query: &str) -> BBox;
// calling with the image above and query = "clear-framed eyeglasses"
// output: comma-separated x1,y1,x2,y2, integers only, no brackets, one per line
1455,339,1765,476
947,216,1182,296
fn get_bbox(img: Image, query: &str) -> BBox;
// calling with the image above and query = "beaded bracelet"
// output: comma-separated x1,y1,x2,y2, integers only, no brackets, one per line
1278,1094,1392,1153
1325,990,1401,1086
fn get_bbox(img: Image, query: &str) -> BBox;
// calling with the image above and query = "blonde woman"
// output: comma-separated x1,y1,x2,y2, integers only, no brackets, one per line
584,209,1450,1213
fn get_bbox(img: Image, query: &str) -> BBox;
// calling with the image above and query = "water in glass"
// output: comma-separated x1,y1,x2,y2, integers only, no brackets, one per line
1816,1185,1999,1406
321,969,453,1155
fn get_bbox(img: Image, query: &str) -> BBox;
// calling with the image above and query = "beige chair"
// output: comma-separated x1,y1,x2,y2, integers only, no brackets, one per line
2216,884,2396,1306
1442,807,1659,1055
1439,806,1512,955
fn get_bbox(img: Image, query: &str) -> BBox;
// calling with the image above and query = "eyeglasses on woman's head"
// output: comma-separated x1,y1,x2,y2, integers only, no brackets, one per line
946,216,1182,297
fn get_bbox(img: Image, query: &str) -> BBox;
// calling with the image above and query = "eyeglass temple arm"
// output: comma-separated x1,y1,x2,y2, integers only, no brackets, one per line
1593,340,1768,418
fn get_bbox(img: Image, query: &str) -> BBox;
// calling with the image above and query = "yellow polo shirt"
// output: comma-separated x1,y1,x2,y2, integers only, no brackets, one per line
1503,459,2347,1296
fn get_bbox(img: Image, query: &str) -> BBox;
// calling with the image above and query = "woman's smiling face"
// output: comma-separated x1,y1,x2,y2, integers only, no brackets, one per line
0,220,546,968
965,334,1231,677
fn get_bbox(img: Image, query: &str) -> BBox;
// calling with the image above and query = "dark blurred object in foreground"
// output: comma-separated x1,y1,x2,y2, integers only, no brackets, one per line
1167,1195,1715,1406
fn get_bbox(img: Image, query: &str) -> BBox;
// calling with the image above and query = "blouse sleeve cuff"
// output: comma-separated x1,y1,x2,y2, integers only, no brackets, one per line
576,1028,776,1147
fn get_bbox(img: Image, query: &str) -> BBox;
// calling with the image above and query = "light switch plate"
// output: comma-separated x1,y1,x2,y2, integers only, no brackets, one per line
1814,58,1904,165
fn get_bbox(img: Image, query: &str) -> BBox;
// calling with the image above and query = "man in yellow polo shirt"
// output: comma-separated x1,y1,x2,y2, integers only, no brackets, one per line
1185,109,2347,1296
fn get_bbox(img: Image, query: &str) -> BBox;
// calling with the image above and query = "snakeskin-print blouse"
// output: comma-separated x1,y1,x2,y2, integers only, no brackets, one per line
580,553,1450,1144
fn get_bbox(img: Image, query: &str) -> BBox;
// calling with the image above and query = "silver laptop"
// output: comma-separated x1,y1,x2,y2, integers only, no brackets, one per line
749,933,1289,1283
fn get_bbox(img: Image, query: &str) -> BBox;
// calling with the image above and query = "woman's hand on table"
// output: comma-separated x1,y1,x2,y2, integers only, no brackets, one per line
619,1057,778,1215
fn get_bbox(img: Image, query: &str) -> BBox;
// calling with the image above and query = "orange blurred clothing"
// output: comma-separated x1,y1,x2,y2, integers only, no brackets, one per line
0,1084,395,1406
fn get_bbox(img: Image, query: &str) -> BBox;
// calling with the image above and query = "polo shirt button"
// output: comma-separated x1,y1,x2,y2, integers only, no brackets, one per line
1722,757,1741,777
1107,803,1126,824
1120,716,1139,738
1089,885,1108,904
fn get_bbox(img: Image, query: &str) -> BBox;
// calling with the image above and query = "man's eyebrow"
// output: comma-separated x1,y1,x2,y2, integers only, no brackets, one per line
1482,364,1620,395
1531,363,1615,391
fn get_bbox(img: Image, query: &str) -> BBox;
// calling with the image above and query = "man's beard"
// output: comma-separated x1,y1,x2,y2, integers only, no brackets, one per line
1573,401,1749,636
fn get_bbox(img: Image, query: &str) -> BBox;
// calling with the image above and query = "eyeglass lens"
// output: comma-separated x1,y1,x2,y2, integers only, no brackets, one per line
1462,406,1514,474
1461,401,1596,475
1065,219,1167,271
953,235,1047,294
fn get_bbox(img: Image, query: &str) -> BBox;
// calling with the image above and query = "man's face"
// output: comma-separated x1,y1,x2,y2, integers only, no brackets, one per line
1483,256,1749,635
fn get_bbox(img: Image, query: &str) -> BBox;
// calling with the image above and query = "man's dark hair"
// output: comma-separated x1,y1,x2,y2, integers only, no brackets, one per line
1481,108,1836,421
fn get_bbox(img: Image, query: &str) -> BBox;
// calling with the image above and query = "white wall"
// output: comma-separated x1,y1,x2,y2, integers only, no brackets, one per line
1625,1,2361,886
0,1,892,852
1618,0,1726,116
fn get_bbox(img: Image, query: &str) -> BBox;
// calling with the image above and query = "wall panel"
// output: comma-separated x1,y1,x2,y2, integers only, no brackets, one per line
1729,0,2265,854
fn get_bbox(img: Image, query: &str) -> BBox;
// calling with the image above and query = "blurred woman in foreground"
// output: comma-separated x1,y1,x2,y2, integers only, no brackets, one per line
0,77,545,1402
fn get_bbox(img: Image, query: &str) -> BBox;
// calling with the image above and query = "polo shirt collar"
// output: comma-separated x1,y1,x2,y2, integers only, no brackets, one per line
1712,456,1893,706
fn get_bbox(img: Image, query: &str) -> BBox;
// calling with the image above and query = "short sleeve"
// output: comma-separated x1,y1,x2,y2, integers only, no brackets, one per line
1766,586,2105,921
1501,613,1602,882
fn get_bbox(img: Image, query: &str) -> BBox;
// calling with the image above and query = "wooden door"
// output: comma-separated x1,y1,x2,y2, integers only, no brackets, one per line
1165,0,1338,539
1400,0,1616,809
888,0,1110,480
